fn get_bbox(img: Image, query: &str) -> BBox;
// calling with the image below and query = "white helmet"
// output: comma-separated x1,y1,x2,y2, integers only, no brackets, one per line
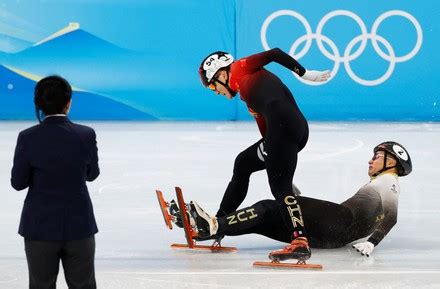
199,51,234,87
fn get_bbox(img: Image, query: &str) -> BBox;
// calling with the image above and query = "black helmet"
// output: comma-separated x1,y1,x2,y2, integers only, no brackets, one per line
374,141,412,176
199,51,234,87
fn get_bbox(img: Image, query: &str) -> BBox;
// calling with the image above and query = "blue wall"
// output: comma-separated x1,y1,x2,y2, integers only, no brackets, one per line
0,0,438,120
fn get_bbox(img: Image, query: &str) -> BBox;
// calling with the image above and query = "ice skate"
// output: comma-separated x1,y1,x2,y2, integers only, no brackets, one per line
254,237,321,269
156,190,194,230
269,237,311,262
170,187,237,252
169,199,189,228
155,190,174,229
188,201,218,239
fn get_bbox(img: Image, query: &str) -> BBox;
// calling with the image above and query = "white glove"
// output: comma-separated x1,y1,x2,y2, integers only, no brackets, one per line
352,241,375,257
301,70,331,82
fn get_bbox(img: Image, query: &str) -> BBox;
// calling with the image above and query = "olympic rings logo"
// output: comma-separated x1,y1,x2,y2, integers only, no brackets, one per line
261,10,423,86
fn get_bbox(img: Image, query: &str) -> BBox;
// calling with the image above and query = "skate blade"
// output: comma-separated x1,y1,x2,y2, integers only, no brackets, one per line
175,187,195,247
253,261,322,269
171,243,237,252
156,190,173,230
173,187,237,252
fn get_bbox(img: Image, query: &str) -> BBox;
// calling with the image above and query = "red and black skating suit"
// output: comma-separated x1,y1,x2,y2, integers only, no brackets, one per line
217,48,309,240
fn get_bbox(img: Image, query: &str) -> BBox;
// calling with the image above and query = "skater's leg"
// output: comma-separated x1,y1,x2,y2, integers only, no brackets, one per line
217,200,291,242
264,129,306,240
261,101,313,260
217,139,266,217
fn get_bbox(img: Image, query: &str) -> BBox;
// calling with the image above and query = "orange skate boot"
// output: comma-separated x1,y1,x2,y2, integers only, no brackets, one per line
269,237,311,262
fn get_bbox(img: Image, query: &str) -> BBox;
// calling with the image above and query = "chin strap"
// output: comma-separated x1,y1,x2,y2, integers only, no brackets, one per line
372,151,397,177
213,71,237,97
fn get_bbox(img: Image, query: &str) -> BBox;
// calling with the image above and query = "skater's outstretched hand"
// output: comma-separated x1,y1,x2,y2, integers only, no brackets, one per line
301,70,331,82
352,241,374,257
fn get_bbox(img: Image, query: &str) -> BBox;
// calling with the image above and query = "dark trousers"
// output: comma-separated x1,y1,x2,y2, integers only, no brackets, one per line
24,236,96,289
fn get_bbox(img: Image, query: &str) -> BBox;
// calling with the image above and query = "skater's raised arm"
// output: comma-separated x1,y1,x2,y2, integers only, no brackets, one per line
237,48,306,76
238,48,331,82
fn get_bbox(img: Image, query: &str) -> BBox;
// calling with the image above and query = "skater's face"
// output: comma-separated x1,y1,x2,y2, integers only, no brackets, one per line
209,70,234,99
368,151,397,177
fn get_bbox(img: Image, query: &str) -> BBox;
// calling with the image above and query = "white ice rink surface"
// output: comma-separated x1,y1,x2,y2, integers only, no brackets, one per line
1,121,439,288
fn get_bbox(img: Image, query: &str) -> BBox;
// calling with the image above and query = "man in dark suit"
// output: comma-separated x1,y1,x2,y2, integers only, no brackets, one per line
11,75,99,289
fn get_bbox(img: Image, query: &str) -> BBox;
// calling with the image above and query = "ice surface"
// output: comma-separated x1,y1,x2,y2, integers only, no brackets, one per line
1,121,439,288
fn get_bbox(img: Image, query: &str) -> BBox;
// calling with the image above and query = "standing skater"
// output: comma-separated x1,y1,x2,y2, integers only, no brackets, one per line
198,48,330,261
11,75,100,289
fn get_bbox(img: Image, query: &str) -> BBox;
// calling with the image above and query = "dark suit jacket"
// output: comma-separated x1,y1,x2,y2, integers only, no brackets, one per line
11,116,100,241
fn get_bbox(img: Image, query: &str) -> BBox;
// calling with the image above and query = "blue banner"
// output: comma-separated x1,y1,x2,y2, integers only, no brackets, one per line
0,0,438,120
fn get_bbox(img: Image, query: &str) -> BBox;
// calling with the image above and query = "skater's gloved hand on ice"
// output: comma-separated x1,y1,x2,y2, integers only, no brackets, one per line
301,70,331,82
352,241,374,257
